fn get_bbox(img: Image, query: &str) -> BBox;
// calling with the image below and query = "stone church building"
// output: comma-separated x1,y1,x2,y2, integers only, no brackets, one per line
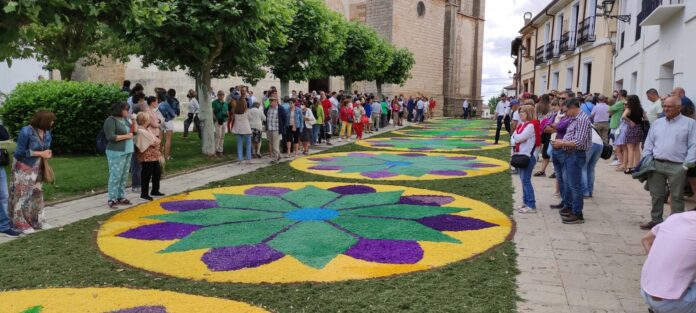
73,0,485,117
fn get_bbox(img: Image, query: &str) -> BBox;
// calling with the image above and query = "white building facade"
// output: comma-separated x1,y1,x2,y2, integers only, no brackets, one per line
614,0,694,102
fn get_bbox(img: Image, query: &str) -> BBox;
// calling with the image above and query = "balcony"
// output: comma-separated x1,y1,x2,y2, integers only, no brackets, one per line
640,0,685,26
577,16,596,46
534,46,545,66
545,41,560,60
559,31,577,53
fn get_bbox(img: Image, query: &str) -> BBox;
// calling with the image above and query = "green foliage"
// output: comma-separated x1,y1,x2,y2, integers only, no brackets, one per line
376,47,415,87
17,22,137,80
330,22,391,86
0,81,126,154
488,96,500,114
267,0,345,83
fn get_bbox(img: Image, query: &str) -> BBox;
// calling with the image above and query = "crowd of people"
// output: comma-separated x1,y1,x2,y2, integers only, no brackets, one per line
500,87,696,311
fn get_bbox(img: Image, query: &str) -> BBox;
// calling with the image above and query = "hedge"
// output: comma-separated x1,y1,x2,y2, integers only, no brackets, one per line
1,81,127,154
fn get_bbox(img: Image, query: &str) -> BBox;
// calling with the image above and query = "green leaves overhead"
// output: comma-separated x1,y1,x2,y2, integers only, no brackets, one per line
328,21,392,83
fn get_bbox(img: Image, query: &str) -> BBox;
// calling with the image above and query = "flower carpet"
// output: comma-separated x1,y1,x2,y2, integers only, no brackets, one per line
356,137,502,152
290,152,508,180
0,288,268,313
414,119,494,129
97,182,512,283
391,128,495,138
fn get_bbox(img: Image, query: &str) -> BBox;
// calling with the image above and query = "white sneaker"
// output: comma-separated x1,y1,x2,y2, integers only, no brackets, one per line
21,228,36,234
338,138,343,142
610,160,620,166
41,223,54,230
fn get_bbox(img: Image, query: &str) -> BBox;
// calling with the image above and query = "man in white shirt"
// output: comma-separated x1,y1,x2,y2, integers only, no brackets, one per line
494,97,511,144
644,88,663,123
462,99,470,119
416,97,425,123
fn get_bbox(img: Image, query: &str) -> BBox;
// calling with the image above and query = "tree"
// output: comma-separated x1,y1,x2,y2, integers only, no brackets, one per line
374,46,414,98
17,22,136,80
267,0,346,97
127,0,294,155
329,22,390,94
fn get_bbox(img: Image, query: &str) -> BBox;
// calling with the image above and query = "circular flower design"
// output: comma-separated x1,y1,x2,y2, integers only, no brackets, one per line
413,119,494,129
98,183,512,283
356,137,503,152
291,152,508,180
0,288,269,313
392,128,495,138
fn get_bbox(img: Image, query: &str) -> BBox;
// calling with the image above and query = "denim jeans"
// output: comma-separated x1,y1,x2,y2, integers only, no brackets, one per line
564,150,587,216
518,154,537,209
582,143,603,197
130,156,141,189
0,168,10,231
311,124,321,145
236,134,251,161
552,148,569,208
643,282,696,313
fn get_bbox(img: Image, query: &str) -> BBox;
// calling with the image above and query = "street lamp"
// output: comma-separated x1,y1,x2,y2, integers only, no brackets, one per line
601,0,631,23
523,11,532,24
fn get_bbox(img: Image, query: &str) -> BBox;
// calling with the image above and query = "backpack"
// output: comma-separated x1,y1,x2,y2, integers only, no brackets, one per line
96,130,108,154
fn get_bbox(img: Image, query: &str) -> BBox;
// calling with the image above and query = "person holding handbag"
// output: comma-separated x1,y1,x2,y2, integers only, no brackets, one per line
104,102,136,209
0,124,21,238
511,105,538,213
135,112,165,201
10,110,55,234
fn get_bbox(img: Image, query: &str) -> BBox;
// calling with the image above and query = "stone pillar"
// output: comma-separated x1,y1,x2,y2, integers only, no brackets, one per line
442,0,458,117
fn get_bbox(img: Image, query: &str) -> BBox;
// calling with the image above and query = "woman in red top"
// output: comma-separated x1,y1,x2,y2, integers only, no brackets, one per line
428,97,436,119
338,99,353,142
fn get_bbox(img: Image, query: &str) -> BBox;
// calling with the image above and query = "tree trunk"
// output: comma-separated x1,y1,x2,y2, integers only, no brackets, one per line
280,79,290,100
196,69,216,156
376,81,383,99
59,68,74,81
343,77,352,95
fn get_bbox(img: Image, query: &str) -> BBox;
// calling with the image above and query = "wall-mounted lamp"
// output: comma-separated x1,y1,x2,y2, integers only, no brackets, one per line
601,0,631,23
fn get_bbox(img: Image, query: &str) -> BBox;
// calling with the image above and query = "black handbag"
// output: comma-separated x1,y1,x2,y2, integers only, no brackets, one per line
0,148,9,166
600,144,613,160
510,154,531,169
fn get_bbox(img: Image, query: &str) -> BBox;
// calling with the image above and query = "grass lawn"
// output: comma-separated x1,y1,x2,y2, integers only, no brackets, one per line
0,120,519,313
4,134,257,203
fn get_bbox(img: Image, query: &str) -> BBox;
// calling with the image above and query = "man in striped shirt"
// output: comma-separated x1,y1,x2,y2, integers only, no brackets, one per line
552,97,592,224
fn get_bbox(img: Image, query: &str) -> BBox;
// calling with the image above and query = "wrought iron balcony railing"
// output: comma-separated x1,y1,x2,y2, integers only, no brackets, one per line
559,31,576,53
535,46,545,65
577,16,596,45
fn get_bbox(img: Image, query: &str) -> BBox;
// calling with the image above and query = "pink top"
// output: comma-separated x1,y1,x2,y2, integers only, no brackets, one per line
640,211,696,299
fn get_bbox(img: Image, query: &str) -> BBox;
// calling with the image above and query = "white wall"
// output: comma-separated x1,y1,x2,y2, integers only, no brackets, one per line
0,58,49,94
614,0,696,103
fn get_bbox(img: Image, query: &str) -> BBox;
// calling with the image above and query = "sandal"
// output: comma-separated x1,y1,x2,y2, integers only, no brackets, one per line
108,200,118,209
116,198,131,206
533,171,546,177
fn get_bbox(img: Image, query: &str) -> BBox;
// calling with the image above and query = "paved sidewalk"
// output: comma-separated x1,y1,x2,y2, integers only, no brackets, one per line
513,159,693,313
0,123,402,245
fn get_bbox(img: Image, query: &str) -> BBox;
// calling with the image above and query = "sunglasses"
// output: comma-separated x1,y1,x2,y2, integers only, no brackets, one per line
559,97,567,100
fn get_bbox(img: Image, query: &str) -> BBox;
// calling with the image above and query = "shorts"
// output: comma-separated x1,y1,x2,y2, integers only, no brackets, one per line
285,127,299,144
251,128,262,144
162,120,174,132
300,128,312,142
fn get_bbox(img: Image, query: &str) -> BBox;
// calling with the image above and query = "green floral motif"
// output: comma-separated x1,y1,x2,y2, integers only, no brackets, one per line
20,306,43,313
143,186,470,269
359,137,498,152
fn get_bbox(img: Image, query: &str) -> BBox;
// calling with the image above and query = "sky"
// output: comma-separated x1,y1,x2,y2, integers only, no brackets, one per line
482,0,547,100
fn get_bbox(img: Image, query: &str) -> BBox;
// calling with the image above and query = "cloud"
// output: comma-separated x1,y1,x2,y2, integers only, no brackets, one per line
482,0,548,99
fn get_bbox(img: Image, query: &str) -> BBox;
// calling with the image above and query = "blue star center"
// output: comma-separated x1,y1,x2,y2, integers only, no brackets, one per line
385,161,413,167
284,208,340,221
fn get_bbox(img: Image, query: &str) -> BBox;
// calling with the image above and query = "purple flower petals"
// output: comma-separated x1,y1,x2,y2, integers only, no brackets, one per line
202,244,285,272
309,165,344,171
445,156,477,161
418,215,496,231
399,195,455,206
328,185,376,195
244,186,292,196
345,239,423,264
308,157,339,162
429,170,468,176
160,200,217,212
118,222,202,241
109,306,168,313
361,171,400,179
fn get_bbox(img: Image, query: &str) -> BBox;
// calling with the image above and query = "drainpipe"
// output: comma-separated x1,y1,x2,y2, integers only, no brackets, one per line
546,11,555,91
577,0,588,89
531,23,539,94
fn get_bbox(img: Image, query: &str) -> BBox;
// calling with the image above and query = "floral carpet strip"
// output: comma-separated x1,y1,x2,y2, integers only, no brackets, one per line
97,182,512,283
413,119,495,129
355,137,503,152
0,288,269,313
290,152,508,181
391,128,495,138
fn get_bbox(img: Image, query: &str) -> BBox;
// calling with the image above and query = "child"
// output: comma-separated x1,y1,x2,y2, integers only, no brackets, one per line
135,112,164,201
